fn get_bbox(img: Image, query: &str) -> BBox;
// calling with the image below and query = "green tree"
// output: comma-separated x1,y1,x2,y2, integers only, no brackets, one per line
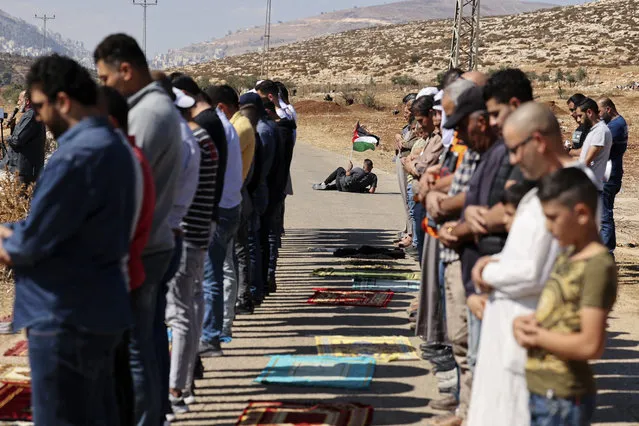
555,69,564,82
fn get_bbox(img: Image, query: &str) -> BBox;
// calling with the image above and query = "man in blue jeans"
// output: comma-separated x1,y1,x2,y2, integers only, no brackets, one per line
598,97,628,254
0,55,137,425
95,34,183,426
199,97,244,357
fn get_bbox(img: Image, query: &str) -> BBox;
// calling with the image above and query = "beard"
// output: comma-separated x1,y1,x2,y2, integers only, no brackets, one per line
46,112,69,140
582,116,593,131
601,112,612,124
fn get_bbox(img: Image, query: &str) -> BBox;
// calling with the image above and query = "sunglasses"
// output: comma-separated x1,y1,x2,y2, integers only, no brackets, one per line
508,134,534,155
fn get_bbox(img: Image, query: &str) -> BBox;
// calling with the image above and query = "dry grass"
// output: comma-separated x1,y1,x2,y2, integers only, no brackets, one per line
0,172,32,318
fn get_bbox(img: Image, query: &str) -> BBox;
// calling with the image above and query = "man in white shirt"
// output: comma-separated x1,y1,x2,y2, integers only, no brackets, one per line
576,98,612,191
467,102,593,426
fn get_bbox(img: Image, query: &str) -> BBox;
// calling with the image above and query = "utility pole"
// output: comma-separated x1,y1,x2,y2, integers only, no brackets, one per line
448,0,480,71
34,14,56,52
261,0,272,79
132,0,157,58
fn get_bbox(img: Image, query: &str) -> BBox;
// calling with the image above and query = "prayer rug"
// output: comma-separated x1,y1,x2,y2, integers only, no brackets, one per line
312,268,419,281
236,401,374,426
3,341,28,357
255,355,375,389
0,366,30,386
333,245,405,260
351,277,421,292
0,383,31,421
315,336,419,363
307,289,393,308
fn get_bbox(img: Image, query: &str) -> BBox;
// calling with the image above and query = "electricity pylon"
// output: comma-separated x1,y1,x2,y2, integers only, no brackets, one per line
448,0,480,71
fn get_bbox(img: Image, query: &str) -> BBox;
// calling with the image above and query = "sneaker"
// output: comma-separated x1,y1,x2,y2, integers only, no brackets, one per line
165,416,175,424
428,394,458,412
235,301,254,315
435,369,459,394
198,340,224,357
183,390,197,405
169,394,190,415
312,182,327,190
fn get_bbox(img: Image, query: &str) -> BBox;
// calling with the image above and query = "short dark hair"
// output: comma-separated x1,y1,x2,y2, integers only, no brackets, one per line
98,86,129,134
171,74,203,97
411,95,434,116
206,85,239,108
274,81,290,104
256,79,279,98
402,93,418,104
578,98,599,115
567,93,586,107
441,68,464,89
26,54,98,106
538,167,598,213
483,68,533,105
501,180,536,208
93,33,148,70
364,159,373,170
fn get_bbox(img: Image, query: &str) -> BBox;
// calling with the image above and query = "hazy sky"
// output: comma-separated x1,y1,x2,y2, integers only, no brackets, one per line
0,0,585,58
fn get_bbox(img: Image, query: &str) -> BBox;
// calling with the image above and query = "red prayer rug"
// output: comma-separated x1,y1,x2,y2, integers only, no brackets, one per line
307,289,393,308
3,340,28,357
0,383,32,421
236,401,373,426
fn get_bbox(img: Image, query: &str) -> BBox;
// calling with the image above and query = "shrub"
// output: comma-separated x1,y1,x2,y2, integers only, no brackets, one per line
555,69,564,82
391,75,420,86
576,67,587,82
361,92,378,109
409,54,421,64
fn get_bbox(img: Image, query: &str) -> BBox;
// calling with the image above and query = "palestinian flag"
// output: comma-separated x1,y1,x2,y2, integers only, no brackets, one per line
352,121,380,152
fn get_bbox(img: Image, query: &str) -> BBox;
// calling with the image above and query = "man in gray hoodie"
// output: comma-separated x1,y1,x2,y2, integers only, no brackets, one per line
95,33,182,426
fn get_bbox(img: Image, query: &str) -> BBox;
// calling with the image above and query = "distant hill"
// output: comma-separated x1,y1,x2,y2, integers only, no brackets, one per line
0,9,90,66
177,0,638,87
152,0,556,69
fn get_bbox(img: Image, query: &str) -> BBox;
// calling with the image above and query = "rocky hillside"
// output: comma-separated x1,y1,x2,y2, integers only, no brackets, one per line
0,9,90,65
152,0,555,69
177,0,638,86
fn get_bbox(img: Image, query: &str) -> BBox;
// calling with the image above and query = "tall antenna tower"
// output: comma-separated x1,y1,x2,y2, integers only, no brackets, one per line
132,0,158,57
34,14,56,52
261,0,272,79
448,0,480,71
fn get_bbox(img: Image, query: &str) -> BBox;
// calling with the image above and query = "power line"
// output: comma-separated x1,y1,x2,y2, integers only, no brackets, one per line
132,0,157,58
261,0,272,79
34,14,56,52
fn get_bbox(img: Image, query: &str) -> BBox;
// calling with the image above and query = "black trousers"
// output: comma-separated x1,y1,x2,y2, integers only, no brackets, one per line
323,167,347,191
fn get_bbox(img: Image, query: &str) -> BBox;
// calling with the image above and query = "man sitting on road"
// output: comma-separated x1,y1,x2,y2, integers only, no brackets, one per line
313,159,377,193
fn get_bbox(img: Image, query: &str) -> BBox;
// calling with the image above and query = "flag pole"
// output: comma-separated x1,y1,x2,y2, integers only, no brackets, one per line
349,146,354,162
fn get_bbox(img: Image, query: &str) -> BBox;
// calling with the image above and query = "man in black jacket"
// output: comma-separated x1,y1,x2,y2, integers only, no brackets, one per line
4,91,46,185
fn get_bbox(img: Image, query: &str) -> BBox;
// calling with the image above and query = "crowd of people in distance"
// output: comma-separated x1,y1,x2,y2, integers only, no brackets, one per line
0,33,296,426
396,68,626,426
